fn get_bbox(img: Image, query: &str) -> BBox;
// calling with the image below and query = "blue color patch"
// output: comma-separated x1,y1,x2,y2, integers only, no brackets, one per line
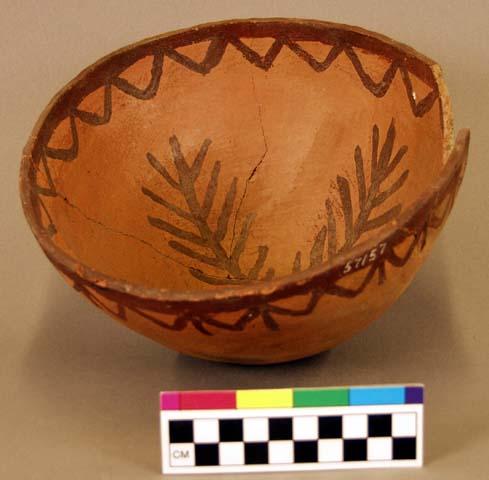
349,387,405,405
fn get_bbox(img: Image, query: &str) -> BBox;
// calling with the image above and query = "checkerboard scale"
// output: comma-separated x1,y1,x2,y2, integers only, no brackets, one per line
161,385,423,474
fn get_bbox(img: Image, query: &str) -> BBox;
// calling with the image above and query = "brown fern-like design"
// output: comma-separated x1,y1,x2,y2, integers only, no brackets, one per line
68,129,466,337
139,121,409,332
293,118,409,272
143,136,270,285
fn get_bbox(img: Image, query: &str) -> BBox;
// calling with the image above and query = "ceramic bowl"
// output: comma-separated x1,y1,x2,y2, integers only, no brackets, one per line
20,19,469,364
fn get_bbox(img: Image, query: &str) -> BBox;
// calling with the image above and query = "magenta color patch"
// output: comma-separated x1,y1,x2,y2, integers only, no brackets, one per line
180,390,236,410
160,392,180,410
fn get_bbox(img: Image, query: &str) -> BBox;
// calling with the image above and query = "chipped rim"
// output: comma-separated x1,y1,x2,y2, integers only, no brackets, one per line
19,17,469,308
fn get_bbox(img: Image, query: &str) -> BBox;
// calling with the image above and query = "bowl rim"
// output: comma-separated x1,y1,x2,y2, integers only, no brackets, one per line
19,17,469,307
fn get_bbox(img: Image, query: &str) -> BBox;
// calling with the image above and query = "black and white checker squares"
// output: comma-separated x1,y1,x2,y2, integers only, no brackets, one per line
162,405,422,473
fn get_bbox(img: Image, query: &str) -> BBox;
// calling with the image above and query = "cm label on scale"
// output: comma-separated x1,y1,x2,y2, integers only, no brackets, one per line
170,444,195,466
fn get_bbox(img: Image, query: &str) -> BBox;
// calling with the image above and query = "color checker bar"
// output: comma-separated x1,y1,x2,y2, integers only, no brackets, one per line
160,385,423,411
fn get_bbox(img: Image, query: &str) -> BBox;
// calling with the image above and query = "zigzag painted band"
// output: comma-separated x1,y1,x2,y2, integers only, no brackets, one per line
34,32,439,203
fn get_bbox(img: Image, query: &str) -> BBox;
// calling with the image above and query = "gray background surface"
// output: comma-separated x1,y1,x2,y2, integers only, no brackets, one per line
1,1,488,478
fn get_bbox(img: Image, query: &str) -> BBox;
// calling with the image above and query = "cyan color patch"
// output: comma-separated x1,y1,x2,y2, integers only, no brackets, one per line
349,387,405,405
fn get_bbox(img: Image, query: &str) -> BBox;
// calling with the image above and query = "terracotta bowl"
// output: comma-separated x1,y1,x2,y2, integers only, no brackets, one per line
20,19,469,364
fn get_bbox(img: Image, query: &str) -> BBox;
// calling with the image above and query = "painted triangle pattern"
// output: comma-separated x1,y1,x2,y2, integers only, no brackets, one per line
36,35,439,199
73,84,113,125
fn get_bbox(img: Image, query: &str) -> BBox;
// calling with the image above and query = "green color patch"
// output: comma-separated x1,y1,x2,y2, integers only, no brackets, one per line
293,388,349,407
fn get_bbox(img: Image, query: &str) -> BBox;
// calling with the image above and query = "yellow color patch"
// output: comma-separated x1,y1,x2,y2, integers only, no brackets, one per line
236,389,293,409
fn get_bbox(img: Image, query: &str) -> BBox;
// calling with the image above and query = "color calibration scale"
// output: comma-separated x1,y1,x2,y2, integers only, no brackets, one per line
160,385,424,474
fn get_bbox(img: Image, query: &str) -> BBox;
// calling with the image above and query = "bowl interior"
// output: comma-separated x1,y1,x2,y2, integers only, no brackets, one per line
28,20,447,291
